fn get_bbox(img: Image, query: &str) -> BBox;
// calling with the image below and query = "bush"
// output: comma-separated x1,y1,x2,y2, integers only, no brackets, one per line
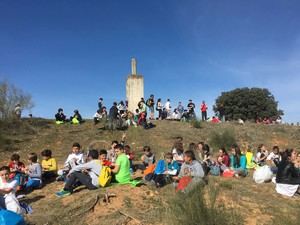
191,119,202,129
164,183,242,225
209,129,236,151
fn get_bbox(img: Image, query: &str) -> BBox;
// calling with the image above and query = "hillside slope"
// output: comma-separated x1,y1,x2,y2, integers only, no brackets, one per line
1,119,300,225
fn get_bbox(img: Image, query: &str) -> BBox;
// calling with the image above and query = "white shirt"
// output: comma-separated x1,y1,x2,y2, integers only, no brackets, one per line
64,153,85,168
165,101,171,110
0,179,24,215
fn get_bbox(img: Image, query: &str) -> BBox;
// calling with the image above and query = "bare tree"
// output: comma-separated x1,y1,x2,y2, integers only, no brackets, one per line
0,80,34,119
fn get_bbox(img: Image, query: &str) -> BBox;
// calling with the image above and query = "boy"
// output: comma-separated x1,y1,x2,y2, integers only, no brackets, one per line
57,143,84,181
152,152,179,187
99,149,112,167
56,150,101,197
141,146,155,170
41,149,57,180
25,153,42,190
174,150,205,191
8,153,26,188
0,166,24,214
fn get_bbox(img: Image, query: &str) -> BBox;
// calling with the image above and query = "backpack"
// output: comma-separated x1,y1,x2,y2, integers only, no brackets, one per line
98,166,112,187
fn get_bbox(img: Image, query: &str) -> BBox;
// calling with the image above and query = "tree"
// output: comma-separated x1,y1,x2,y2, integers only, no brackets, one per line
0,80,34,119
213,87,283,121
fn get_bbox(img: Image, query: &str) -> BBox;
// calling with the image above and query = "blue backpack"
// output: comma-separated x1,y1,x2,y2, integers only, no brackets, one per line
0,210,26,225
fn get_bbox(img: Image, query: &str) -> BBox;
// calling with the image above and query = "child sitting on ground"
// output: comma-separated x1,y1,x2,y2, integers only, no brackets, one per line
41,149,57,180
99,149,112,167
57,143,85,182
152,152,179,187
124,145,135,172
141,146,156,170
173,150,205,192
172,142,184,166
8,153,26,189
0,166,26,215
25,153,42,190
56,150,101,197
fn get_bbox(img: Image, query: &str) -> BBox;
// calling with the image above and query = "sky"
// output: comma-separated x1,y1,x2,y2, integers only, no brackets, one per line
0,0,300,122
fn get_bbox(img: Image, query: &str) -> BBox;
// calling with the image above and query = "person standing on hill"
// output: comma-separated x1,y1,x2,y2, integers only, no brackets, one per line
187,100,196,119
165,99,171,119
156,98,163,120
98,97,104,111
146,95,155,120
200,101,208,121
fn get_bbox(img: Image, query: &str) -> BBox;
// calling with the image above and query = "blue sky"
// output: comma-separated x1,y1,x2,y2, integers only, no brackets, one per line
1,0,300,122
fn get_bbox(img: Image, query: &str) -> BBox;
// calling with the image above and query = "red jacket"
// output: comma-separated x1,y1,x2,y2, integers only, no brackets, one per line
201,104,208,112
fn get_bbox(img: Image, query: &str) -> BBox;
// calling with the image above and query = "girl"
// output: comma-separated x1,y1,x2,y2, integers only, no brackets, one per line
230,145,247,177
172,142,184,165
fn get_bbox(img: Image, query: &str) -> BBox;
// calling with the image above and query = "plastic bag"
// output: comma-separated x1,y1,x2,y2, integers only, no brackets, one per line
253,165,273,184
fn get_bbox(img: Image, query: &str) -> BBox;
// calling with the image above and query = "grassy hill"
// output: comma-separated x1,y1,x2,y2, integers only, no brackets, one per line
1,119,300,225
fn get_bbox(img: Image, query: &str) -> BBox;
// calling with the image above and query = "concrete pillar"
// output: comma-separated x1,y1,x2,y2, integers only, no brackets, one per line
126,58,144,112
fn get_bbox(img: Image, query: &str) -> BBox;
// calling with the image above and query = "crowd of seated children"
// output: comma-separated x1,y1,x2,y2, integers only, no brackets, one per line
8,154,26,190
56,149,101,197
55,108,68,124
25,153,42,190
41,149,57,181
57,142,84,182
275,149,300,197
0,166,26,215
151,152,179,187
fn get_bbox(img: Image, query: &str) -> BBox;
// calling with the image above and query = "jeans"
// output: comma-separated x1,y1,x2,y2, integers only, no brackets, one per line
26,178,42,189
64,171,97,192
0,195,6,209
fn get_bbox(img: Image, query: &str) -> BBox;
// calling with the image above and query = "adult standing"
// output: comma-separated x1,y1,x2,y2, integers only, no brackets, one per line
165,99,171,119
156,98,163,120
109,102,119,130
187,100,196,119
98,98,104,111
146,95,155,120
200,101,208,121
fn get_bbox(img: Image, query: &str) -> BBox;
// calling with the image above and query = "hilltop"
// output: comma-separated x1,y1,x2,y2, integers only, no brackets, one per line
1,119,300,225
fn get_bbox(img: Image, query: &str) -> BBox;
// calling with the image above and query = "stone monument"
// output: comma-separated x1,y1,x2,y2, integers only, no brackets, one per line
126,58,144,112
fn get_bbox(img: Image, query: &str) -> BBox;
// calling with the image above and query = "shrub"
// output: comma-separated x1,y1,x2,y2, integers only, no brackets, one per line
191,119,202,129
209,129,236,151
164,183,242,225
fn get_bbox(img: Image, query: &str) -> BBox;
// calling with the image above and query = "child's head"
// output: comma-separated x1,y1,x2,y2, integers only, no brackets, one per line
72,142,81,154
28,153,38,163
184,150,196,163
203,144,210,154
143,146,152,156
114,144,124,155
231,144,241,156
111,140,118,149
10,153,20,163
258,144,266,152
124,145,131,154
218,147,227,156
164,152,173,163
188,143,197,152
87,149,99,160
197,142,204,152
99,149,107,161
0,166,10,181
273,146,280,154
41,149,52,160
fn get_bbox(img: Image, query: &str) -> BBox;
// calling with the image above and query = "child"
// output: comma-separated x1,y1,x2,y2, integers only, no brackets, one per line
172,142,184,165
245,148,256,169
230,145,247,177
57,143,84,181
99,149,112,167
152,152,179,187
56,150,101,197
70,109,83,124
0,166,24,215
25,153,42,190
255,144,268,166
141,146,156,170
107,141,119,163
174,150,205,192
8,153,26,188
41,149,57,180
124,145,134,171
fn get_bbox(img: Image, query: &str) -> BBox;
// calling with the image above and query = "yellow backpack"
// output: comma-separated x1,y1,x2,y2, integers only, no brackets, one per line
98,166,112,187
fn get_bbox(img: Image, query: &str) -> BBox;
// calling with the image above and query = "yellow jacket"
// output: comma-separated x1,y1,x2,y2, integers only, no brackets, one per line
42,158,57,172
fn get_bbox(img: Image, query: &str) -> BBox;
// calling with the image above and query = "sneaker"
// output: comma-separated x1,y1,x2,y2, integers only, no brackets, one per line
56,176,65,182
55,190,71,197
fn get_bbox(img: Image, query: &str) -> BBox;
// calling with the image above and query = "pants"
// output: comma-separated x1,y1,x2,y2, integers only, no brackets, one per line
201,111,207,121
0,195,6,209
42,171,57,180
64,171,97,192
25,178,42,189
